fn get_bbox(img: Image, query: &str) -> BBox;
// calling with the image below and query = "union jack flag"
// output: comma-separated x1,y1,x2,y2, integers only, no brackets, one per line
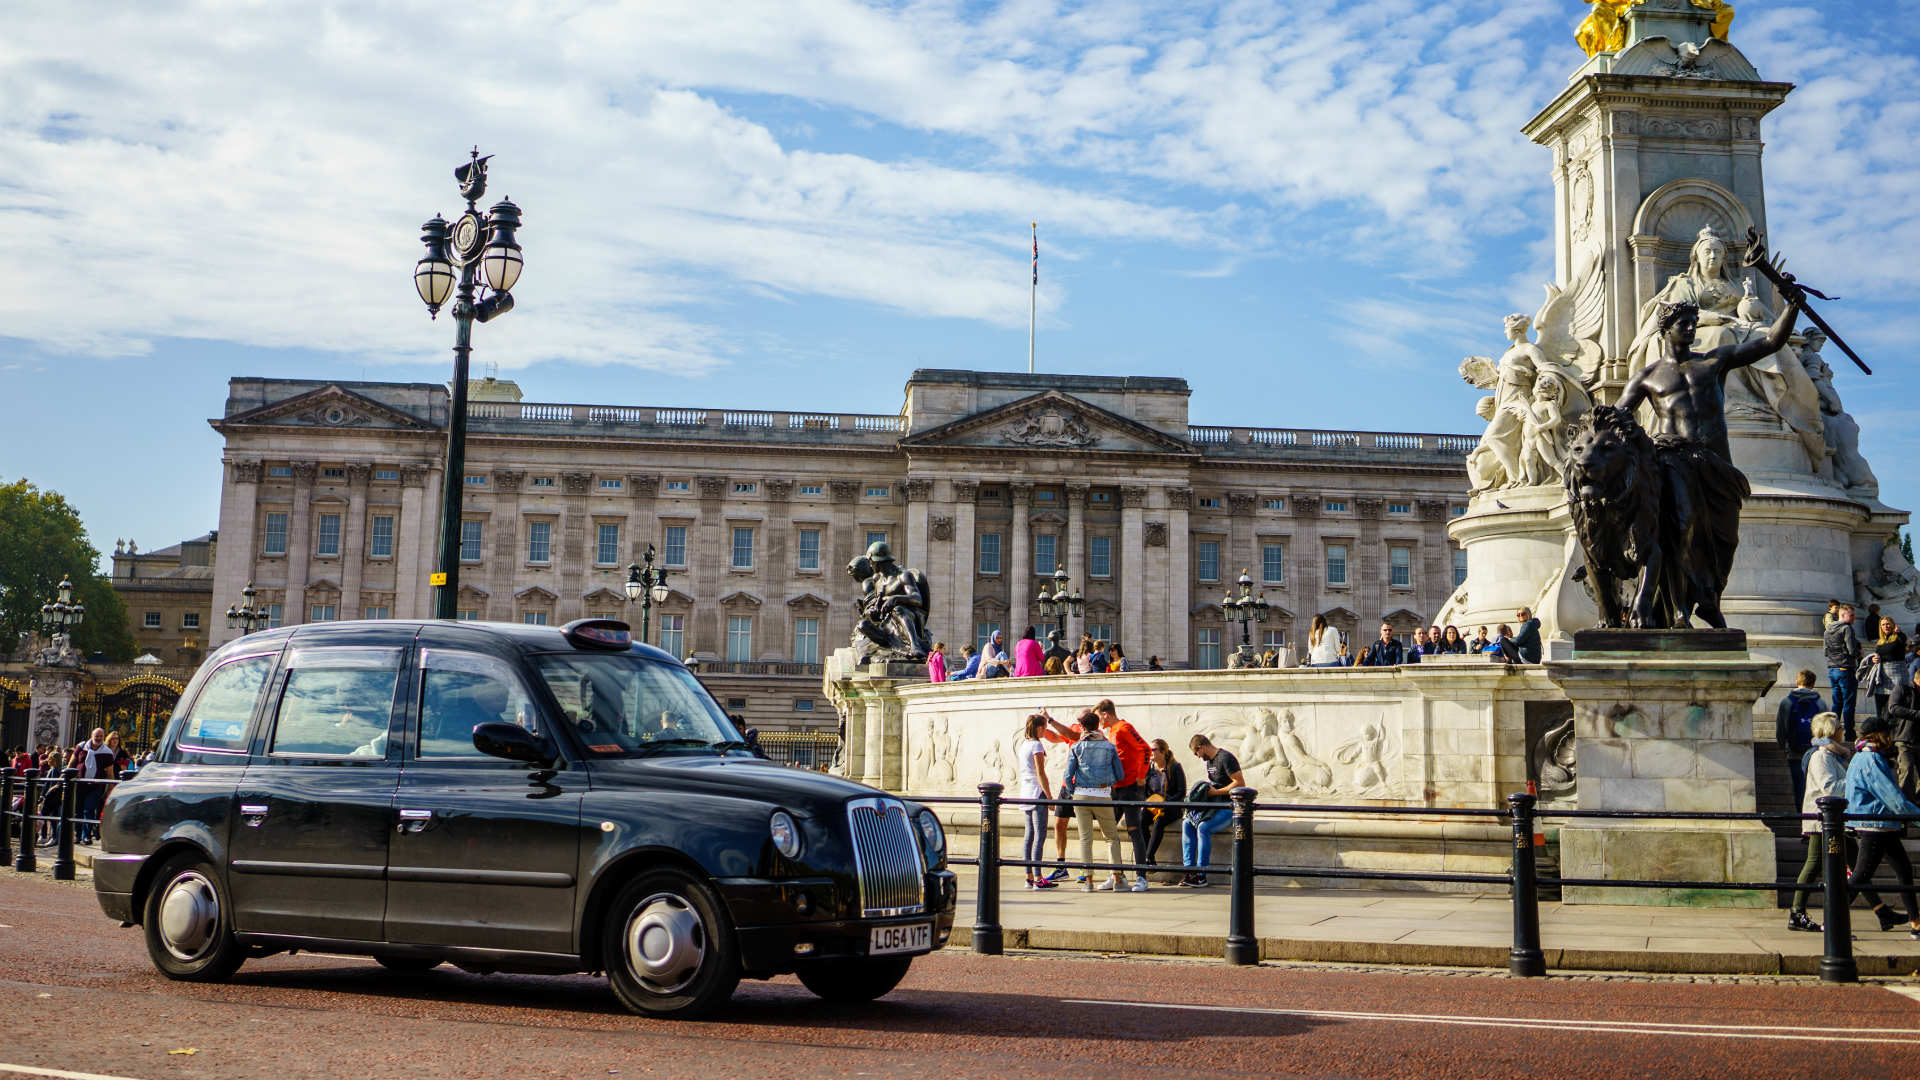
1031,226,1038,285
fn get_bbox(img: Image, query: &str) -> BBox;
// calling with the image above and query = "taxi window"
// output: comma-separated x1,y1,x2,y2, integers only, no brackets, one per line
532,652,740,756
177,654,274,754
417,649,541,758
267,647,403,758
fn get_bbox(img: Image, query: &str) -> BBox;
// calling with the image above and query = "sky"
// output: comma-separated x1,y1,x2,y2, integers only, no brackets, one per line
4,0,1920,569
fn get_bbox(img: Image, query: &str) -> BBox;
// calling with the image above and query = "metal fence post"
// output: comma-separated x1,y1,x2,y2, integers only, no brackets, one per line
13,770,37,873
973,782,1004,955
51,768,78,881
0,768,13,868
1816,795,1857,983
1225,787,1259,966
1507,792,1545,977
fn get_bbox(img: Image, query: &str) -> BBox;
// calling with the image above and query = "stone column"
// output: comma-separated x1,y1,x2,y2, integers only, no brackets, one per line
1165,486,1191,664
830,481,860,646
28,667,83,750
1065,484,1088,596
1356,497,1385,624
340,462,371,619
285,461,316,621
1120,486,1146,655
627,474,661,562
1419,499,1450,623
764,478,794,653
1008,483,1032,639
396,464,431,619
213,458,261,648
561,471,593,622
693,475,728,657
950,480,978,653
1291,493,1322,647
1547,631,1777,907
491,469,525,618
902,478,931,570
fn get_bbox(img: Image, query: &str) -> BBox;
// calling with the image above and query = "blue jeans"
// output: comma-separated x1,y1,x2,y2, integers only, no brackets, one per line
1829,667,1858,739
1180,807,1233,869
1021,806,1047,877
1786,744,1810,810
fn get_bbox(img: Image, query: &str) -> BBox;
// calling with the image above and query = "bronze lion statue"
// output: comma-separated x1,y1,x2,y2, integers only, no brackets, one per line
1564,405,1748,629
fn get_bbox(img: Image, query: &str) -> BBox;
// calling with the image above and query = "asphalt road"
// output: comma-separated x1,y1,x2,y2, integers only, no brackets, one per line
3,873,1919,1080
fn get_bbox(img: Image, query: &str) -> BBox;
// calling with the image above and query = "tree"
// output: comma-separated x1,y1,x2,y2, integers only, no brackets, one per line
1904,531,1914,568
0,479,135,661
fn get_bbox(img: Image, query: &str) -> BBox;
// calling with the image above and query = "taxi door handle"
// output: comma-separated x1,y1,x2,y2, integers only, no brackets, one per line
240,804,269,827
397,808,434,834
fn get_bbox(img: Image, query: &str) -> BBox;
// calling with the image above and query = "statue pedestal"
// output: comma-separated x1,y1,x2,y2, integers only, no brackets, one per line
1545,631,1778,907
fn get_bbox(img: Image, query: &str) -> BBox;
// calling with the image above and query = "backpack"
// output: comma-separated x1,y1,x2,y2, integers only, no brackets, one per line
1783,691,1822,748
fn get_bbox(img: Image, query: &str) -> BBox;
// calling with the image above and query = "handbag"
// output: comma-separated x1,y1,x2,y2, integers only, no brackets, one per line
1858,655,1886,697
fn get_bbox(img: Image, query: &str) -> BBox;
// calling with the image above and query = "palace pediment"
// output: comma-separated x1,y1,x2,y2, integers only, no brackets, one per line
214,384,439,432
899,390,1195,457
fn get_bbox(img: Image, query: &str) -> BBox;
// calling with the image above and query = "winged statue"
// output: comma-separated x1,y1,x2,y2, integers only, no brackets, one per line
1462,252,1604,492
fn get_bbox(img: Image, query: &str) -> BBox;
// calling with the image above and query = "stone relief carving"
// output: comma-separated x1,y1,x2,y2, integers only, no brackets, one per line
1610,110,1637,136
1292,494,1321,518
1799,328,1877,494
763,478,793,502
33,703,61,747
1228,492,1256,515
290,461,317,482
930,515,954,541
1166,488,1192,511
1143,521,1168,547
561,472,593,495
1120,486,1147,509
292,404,374,427
1460,252,1603,492
1005,406,1098,448
346,462,372,483
1732,116,1758,140
830,480,861,503
1569,160,1596,242
627,474,662,497
1856,537,1920,614
903,478,933,502
1640,115,1726,140
400,464,429,488
951,480,980,502
232,459,263,484
1532,715,1578,799
697,476,727,500
492,469,525,494
1417,499,1449,523
1354,497,1384,520
1009,482,1035,506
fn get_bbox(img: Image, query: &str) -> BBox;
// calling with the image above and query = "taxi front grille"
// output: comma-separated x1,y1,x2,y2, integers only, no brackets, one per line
846,799,926,917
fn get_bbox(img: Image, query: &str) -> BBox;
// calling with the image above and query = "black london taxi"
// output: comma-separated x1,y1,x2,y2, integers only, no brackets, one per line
93,618,955,1018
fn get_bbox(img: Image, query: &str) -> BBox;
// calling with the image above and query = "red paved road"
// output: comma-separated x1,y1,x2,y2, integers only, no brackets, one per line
2,874,1918,1079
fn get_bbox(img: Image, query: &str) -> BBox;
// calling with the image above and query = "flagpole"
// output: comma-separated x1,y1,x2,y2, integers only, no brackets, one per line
1028,222,1037,374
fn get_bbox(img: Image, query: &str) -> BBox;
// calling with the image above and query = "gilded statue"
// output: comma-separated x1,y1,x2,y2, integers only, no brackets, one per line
1623,225,1824,470
1576,0,1640,57
1692,0,1735,41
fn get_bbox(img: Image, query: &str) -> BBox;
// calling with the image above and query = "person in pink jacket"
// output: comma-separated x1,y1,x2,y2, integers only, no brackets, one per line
926,642,948,682
1013,626,1046,677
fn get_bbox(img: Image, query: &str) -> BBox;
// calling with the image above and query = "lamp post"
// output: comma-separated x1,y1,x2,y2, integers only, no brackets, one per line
225,581,266,636
416,148,523,620
39,575,85,645
1033,565,1083,642
1221,568,1271,663
624,544,672,644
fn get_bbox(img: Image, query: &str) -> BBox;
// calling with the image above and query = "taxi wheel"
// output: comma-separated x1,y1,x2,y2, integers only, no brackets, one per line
603,868,739,1019
795,956,912,1003
143,853,245,982
374,956,441,974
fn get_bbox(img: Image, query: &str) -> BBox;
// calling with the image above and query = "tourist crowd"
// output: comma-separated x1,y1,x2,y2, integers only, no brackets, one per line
5,728,144,847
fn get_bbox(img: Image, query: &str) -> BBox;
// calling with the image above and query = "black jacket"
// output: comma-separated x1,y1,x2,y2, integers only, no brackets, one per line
1824,620,1861,670
1512,619,1542,664
1885,670,1920,747
1359,639,1406,666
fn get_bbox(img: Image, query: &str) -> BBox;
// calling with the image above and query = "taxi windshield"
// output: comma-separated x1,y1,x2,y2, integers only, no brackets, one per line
531,652,743,756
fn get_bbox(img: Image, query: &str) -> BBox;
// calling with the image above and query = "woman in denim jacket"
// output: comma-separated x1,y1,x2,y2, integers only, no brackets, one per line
1845,719,1920,938
1063,710,1126,893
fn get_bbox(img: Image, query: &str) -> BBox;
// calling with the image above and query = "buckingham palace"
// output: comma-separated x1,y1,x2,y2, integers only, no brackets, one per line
205,368,1475,729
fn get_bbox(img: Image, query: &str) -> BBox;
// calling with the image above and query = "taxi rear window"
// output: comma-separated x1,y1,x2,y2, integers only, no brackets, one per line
532,653,741,755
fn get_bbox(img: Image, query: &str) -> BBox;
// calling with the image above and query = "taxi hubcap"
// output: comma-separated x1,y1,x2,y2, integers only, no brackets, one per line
158,871,219,961
625,893,705,994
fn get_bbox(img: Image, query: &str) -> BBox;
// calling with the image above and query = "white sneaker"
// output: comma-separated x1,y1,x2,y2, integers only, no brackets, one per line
1096,878,1118,891
1130,878,1149,892
1081,881,1095,892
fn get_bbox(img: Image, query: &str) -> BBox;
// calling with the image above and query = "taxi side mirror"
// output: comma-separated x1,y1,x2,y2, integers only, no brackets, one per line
473,721,554,765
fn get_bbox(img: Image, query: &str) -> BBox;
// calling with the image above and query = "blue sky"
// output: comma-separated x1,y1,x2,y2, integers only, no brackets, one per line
4,0,1920,566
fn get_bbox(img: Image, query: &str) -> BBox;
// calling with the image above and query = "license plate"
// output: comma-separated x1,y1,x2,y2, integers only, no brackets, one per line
868,922,932,955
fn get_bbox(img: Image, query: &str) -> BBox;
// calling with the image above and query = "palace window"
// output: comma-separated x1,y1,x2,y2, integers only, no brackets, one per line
267,465,292,478
1092,491,1111,504
664,526,687,567
531,476,555,488
457,609,479,621
1389,502,1411,515
1087,623,1113,644
599,478,623,490
1451,505,1467,518
596,523,620,565
797,529,821,571
1262,630,1287,650
1196,628,1222,669
1198,496,1221,509
1390,546,1412,587
321,467,346,479
1262,543,1285,584
793,618,820,664
1089,536,1112,578
799,484,823,497
658,614,685,657
865,486,890,498
144,611,161,629
263,513,288,556
374,469,398,481
975,622,1001,650
527,521,552,564
1036,490,1056,502
1264,498,1285,510
866,531,888,552
1326,544,1348,586
734,482,757,494
727,616,753,661
523,611,550,626
1196,541,1220,583
459,520,483,562
266,604,284,629
1034,534,1057,577
316,514,341,557
308,604,337,622
363,606,390,620
465,474,487,487
1324,500,1347,512
369,515,394,558
978,534,1002,575
794,699,816,712
182,612,200,629
732,527,755,569
1454,549,1469,587
665,479,691,493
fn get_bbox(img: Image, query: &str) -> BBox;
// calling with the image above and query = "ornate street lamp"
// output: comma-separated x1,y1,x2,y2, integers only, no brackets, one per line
418,148,524,620
1033,564,1084,642
225,581,265,636
39,575,86,641
624,544,673,644
1221,568,1271,660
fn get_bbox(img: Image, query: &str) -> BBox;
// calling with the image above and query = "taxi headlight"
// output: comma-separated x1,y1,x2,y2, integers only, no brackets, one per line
914,808,946,868
770,810,803,859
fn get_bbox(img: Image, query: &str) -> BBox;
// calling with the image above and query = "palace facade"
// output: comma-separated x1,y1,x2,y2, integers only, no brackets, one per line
206,369,1474,730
